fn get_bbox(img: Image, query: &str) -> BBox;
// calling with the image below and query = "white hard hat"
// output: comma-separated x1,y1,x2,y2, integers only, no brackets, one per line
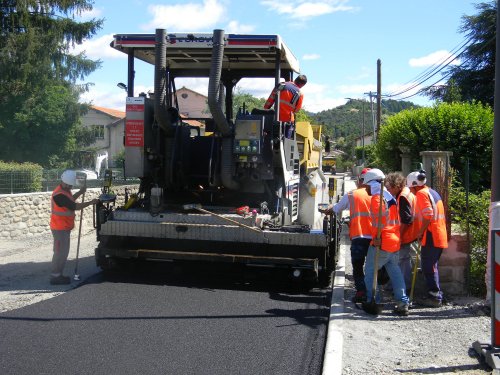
406,171,426,187
362,168,385,184
61,170,77,186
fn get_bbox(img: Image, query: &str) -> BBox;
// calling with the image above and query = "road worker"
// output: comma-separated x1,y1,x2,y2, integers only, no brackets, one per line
407,170,448,307
320,168,372,302
362,168,410,316
263,74,307,138
384,172,419,290
49,170,99,285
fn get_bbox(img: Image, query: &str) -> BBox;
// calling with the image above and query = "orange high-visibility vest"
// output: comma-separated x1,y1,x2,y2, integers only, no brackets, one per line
263,81,304,122
50,184,76,231
370,194,401,252
347,188,372,240
414,186,448,248
398,186,419,244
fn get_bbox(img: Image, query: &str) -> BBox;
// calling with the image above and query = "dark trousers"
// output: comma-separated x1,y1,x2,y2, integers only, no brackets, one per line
51,229,71,276
421,231,444,299
350,238,371,292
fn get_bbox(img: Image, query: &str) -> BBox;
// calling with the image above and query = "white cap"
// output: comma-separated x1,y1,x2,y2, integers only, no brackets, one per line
362,168,385,184
61,170,77,186
406,171,426,187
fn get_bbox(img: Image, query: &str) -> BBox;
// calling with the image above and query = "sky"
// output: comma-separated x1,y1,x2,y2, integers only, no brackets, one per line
74,0,484,114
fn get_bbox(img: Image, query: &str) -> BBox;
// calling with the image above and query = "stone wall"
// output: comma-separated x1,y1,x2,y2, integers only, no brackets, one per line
0,185,138,240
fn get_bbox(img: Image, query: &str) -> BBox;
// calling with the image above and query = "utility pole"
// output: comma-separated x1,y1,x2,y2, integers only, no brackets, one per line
361,99,365,165
376,59,381,140
365,91,376,142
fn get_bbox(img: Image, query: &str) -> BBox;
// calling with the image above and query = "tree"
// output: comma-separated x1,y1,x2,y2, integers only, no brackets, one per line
424,1,496,106
375,101,493,192
232,89,266,116
0,1,102,167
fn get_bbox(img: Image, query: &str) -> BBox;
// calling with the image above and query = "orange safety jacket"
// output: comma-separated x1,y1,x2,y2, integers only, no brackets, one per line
370,194,401,252
414,186,448,248
347,188,372,240
263,81,304,122
398,186,419,244
50,184,76,231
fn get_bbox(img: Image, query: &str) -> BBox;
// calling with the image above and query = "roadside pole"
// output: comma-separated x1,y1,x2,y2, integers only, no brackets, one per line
474,3,500,369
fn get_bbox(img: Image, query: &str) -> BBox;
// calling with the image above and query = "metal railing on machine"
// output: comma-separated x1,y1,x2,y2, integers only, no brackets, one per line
0,169,139,195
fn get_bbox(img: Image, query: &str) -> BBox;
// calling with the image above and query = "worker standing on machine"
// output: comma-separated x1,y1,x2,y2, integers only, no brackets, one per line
49,170,99,285
263,74,307,138
320,168,372,303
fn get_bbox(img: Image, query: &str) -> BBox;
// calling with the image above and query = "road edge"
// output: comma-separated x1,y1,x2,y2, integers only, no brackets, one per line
321,238,346,375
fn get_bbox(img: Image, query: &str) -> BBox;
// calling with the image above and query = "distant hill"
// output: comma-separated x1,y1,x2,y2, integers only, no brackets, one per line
309,99,419,141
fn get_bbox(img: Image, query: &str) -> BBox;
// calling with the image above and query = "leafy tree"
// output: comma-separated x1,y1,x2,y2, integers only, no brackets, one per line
376,101,493,192
232,89,266,117
424,1,496,106
0,1,102,167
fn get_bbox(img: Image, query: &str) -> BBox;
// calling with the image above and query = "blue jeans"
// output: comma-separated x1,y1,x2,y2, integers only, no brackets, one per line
365,245,409,305
399,242,415,289
350,238,371,292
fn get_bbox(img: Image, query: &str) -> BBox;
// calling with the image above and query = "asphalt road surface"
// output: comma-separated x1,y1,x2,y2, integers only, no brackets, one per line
0,262,331,375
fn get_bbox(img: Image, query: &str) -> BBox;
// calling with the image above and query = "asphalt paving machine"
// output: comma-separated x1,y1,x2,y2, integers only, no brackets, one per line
94,29,340,287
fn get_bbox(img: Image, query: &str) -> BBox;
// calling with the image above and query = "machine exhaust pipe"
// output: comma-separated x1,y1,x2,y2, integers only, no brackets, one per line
154,28,173,133
208,29,239,190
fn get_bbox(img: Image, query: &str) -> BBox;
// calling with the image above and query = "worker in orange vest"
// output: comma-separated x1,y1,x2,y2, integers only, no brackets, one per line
49,170,99,285
320,168,372,302
362,168,409,316
407,170,448,307
263,74,307,138
384,172,419,290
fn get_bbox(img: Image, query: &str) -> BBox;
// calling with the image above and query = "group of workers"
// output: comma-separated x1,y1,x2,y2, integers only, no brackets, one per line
321,167,448,316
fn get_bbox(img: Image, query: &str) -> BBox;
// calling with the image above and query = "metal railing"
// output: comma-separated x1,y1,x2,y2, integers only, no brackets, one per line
0,169,139,195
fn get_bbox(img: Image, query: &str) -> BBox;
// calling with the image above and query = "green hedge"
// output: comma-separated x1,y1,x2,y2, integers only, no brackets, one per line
0,162,43,194
449,184,490,297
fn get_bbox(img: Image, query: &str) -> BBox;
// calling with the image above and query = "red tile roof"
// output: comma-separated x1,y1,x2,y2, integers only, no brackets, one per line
91,106,125,119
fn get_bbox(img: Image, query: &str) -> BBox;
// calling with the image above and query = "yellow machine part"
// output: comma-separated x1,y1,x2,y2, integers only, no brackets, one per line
295,121,323,171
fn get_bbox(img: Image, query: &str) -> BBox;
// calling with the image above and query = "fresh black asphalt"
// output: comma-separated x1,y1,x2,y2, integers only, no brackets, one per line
0,262,330,375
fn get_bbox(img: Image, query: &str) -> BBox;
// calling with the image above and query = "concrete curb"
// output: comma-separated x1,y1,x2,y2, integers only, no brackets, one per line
321,238,346,375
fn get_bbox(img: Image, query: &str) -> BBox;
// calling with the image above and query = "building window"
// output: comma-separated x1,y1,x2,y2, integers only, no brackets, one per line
92,125,105,140
181,93,188,99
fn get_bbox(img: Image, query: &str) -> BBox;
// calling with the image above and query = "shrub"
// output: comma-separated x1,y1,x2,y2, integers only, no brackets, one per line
449,183,490,297
0,161,43,194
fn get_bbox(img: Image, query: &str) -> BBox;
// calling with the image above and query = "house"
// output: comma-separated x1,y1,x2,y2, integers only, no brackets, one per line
174,86,209,118
81,106,125,174
354,131,374,148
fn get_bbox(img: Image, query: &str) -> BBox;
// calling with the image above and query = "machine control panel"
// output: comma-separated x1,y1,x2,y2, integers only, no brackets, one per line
233,117,263,157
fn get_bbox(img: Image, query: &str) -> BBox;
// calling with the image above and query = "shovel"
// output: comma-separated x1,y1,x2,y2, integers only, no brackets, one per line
73,174,87,281
409,241,422,306
362,179,385,315
183,204,262,233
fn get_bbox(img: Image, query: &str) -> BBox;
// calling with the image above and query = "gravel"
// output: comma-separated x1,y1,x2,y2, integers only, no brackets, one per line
339,235,493,375
0,230,494,374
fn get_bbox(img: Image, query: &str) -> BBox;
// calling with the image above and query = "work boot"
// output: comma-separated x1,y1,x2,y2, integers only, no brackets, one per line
50,275,71,285
393,303,409,316
351,290,366,303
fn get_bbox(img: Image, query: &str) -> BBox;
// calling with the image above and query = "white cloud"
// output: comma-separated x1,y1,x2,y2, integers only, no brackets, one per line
80,83,154,111
303,53,320,60
72,34,125,59
225,21,255,34
260,0,354,19
76,7,102,19
409,50,460,68
143,0,227,31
